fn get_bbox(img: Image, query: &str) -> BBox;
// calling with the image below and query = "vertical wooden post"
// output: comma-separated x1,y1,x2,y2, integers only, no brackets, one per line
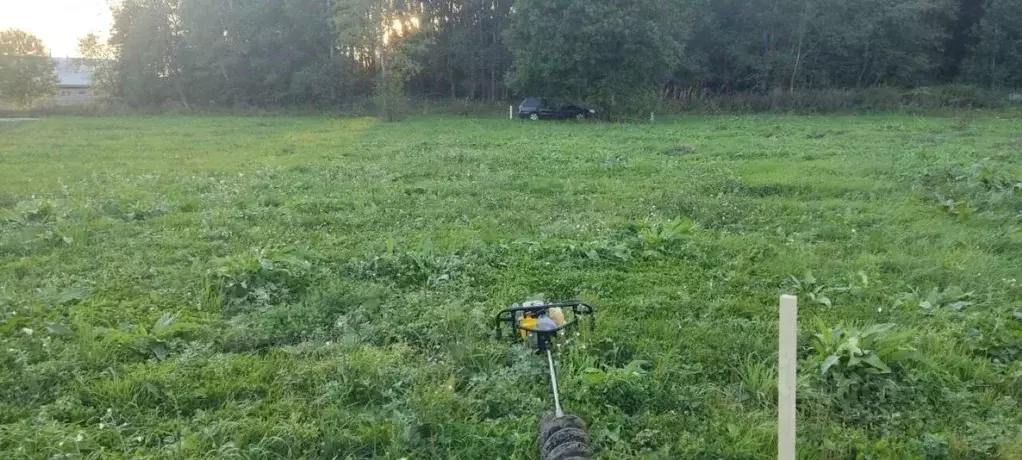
509,105,513,120
778,294,798,460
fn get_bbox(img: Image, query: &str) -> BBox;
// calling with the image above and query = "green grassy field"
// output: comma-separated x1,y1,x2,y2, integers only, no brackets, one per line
1,115,1021,459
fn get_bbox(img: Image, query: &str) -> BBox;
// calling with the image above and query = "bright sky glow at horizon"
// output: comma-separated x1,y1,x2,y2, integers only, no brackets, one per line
1,0,112,57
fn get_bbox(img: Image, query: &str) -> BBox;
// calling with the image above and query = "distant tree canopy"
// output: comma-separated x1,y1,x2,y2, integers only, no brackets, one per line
83,0,1022,109
0,29,57,106
506,0,685,112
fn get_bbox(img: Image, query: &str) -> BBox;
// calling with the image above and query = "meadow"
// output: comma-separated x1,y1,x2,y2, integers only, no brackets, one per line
1,114,1020,459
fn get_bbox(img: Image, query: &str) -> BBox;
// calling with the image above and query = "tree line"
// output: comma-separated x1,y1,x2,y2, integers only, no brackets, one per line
4,0,1022,112
0,29,58,106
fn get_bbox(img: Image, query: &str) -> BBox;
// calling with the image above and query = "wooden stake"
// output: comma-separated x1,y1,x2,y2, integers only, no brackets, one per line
778,294,798,460
509,105,513,120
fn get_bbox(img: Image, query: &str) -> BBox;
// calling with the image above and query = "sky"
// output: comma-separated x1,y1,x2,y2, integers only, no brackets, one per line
1,0,112,57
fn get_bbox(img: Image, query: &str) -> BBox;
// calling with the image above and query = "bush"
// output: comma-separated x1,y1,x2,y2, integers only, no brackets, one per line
660,85,1019,114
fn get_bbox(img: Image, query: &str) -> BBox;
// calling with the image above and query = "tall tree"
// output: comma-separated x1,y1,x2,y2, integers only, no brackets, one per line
681,0,951,92
681,0,799,92
178,0,346,107
506,0,686,112
938,0,987,81
0,29,57,106
963,0,1022,88
333,0,429,119
108,0,186,107
76,33,118,100
805,0,951,88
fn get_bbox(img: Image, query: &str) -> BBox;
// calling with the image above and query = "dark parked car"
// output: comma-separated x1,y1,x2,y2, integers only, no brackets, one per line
518,97,596,120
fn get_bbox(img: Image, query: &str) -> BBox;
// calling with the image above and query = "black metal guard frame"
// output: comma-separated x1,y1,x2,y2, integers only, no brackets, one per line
494,300,595,350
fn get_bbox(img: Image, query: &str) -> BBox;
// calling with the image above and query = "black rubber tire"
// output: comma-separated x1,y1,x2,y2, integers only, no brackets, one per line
546,441,593,460
539,414,593,460
541,428,589,458
539,414,586,446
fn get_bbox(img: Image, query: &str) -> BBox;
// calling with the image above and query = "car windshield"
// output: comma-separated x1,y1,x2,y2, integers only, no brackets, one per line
521,98,578,110
520,98,540,109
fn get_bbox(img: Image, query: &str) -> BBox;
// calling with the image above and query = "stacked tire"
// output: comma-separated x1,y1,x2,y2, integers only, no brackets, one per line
538,414,593,459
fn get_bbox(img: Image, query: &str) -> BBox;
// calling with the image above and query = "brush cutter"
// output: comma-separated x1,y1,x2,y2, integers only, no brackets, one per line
495,300,596,460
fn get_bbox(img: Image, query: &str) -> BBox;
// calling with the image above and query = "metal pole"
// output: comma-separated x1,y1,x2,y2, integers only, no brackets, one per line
546,348,564,417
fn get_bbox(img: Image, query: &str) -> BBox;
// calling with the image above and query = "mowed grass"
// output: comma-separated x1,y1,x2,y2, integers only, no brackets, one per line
1,114,1021,459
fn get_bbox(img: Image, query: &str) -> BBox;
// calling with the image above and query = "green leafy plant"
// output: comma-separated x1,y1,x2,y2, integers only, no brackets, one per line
21,199,56,222
44,313,193,360
619,218,694,257
577,360,652,414
348,242,478,289
809,322,895,378
919,162,1021,224
936,195,974,219
208,248,314,311
893,286,974,312
789,271,832,307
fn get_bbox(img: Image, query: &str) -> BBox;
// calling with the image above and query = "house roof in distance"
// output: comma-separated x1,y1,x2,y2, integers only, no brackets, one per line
53,57,92,87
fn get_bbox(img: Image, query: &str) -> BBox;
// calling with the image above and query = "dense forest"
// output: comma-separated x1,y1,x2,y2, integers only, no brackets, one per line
66,0,1022,111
